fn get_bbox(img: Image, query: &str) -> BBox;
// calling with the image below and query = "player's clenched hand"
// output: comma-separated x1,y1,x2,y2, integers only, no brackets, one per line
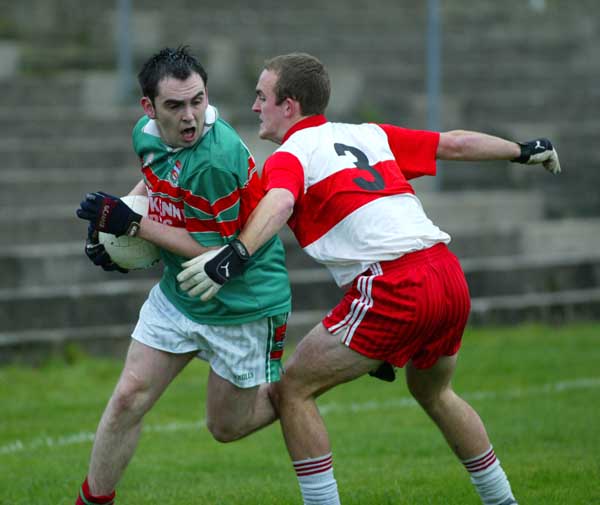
177,239,250,301
76,191,142,237
512,138,561,174
84,223,128,273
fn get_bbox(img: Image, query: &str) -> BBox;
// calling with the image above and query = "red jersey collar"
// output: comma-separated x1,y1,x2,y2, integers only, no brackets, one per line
282,114,328,143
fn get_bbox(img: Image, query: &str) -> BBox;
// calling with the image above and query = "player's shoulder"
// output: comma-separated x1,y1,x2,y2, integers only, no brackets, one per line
332,120,386,135
132,115,163,155
281,121,383,158
212,117,248,150
200,118,251,171
132,115,156,137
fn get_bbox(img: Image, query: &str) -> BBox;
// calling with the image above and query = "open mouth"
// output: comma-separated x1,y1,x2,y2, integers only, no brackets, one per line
181,126,197,142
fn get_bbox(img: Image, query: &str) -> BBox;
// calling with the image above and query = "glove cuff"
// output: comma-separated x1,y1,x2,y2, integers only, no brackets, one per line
204,239,250,285
124,212,143,237
511,142,532,164
511,138,553,164
229,238,250,263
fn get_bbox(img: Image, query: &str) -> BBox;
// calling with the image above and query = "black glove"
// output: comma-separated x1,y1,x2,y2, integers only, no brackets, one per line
177,239,250,301
84,222,128,274
76,191,142,237
511,138,561,174
204,239,250,284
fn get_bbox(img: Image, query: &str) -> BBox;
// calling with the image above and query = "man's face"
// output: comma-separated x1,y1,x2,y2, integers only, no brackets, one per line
252,69,289,144
143,72,208,148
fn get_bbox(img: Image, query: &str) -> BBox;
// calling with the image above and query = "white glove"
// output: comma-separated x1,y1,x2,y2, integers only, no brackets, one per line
177,248,223,301
177,239,250,301
513,138,561,174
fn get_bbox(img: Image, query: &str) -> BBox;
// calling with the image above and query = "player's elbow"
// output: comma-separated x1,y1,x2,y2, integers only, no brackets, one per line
267,188,296,222
437,130,470,160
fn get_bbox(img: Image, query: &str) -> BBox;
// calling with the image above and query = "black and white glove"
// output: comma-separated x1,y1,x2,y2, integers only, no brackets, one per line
84,223,128,273
512,138,561,174
76,191,142,237
177,239,250,301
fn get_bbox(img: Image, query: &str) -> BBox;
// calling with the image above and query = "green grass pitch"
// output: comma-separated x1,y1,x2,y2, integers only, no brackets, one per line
1,322,599,504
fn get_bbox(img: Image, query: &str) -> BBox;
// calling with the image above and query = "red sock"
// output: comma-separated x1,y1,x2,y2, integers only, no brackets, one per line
75,477,116,505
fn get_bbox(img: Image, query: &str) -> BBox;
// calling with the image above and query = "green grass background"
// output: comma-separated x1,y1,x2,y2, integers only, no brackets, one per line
1,322,599,504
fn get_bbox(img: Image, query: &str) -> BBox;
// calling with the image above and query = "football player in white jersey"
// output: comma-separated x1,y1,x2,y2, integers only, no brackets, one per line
178,53,560,505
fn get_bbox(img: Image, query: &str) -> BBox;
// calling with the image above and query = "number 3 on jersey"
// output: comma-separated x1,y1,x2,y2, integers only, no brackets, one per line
334,143,385,191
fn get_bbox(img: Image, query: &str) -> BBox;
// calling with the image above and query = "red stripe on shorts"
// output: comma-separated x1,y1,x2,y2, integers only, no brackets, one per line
322,244,470,369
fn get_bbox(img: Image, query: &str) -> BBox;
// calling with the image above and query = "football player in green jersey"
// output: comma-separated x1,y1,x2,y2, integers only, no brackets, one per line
74,46,291,505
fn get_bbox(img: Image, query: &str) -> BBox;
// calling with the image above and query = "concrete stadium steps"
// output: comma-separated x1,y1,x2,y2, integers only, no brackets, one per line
0,325,134,365
1,168,141,207
469,289,600,326
0,310,325,365
0,136,137,169
0,190,546,247
281,228,524,270
2,251,599,331
2,281,599,364
0,77,85,108
418,190,545,229
0,107,140,138
462,254,600,297
457,88,600,125
0,242,161,289
5,206,86,245
5,228,600,291
0,226,524,287
0,281,324,364
288,253,600,310
518,218,600,257
0,0,598,364
0,280,154,332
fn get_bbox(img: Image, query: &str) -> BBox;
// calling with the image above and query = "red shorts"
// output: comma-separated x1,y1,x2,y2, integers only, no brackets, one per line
322,244,470,369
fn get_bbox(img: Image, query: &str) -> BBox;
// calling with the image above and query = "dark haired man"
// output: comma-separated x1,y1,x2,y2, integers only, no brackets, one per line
178,52,561,505
74,46,291,504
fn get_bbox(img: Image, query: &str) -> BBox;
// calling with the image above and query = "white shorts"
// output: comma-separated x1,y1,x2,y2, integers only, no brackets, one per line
131,284,288,388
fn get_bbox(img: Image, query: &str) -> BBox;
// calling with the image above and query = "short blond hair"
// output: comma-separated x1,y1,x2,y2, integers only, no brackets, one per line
264,53,330,115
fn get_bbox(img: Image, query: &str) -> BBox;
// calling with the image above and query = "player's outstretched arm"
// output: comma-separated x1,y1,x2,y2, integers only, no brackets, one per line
177,188,295,301
437,130,561,174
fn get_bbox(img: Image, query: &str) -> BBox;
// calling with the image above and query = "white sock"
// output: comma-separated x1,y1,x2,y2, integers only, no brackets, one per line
463,446,517,505
293,452,340,505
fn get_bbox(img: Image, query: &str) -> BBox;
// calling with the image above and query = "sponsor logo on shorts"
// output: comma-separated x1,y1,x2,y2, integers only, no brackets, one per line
234,371,255,382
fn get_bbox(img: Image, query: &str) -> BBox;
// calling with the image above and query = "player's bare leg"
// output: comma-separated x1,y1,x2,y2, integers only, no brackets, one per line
273,323,380,505
406,354,517,504
204,369,278,442
405,354,489,458
87,340,195,496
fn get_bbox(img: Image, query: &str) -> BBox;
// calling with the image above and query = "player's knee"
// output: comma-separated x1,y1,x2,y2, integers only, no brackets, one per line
276,366,320,402
410,389,438,412
109,374,152,418
410,385,454,416
206,417,244,443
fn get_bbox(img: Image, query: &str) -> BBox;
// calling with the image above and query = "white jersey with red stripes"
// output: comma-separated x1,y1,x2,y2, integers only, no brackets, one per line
263,115,450,286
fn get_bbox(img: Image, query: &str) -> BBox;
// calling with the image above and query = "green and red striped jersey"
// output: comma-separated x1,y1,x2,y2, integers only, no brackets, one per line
132,109,291,325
